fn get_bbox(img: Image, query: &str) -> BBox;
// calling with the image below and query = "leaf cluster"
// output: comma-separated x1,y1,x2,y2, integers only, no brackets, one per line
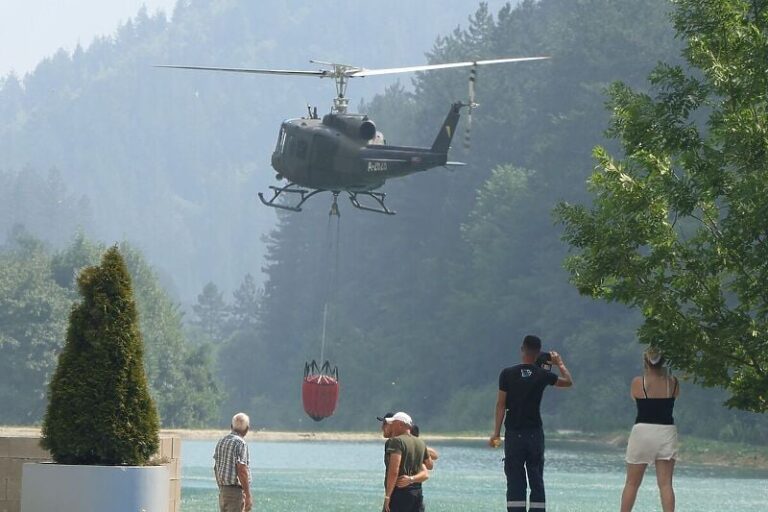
0,227,221,428
558,0,768,411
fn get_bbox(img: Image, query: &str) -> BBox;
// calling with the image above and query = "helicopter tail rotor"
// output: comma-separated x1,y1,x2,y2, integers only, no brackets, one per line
464,63,478,151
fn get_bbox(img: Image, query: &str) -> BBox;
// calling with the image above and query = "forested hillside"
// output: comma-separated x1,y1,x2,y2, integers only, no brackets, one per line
1,0,765,442
224,0,767,441
0,0,514,300
0,229,218,426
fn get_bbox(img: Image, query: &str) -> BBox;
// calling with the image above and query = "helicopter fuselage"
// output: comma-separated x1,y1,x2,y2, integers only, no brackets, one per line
158,55,548,214
270,103,460,192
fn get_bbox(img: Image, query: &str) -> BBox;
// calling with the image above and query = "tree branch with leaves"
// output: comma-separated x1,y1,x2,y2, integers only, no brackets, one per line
557,0,768,412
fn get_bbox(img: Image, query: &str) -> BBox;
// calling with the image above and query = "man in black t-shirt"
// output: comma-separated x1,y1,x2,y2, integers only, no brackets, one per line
489,335,573,512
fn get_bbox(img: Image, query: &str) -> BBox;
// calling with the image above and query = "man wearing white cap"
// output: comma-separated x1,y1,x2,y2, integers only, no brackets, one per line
381,411,432,512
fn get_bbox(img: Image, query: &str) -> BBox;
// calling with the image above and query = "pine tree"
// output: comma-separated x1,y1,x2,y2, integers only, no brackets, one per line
229,273,262,333
41,246,159,465
192,281,229,343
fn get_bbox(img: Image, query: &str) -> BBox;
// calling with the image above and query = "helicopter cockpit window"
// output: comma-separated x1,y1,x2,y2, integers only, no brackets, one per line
296,140,308,159
285,133,296,157
275,127,286,154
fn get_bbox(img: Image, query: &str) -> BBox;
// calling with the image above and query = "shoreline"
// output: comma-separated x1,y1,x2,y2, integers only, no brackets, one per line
0,426,497,443
2,426,766,470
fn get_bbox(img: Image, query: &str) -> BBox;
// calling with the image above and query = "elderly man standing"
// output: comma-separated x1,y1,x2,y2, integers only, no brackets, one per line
382,411,433,512
214,412,252,512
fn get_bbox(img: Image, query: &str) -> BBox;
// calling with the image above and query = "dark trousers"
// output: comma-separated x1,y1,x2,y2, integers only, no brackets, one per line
388,485,423,512
504,428,546,512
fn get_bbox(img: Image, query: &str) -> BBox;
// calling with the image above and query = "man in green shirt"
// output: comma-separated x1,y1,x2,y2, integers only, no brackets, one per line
382,412,433,512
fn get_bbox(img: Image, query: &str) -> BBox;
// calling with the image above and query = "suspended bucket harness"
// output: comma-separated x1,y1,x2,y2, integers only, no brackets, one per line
302,360,340,421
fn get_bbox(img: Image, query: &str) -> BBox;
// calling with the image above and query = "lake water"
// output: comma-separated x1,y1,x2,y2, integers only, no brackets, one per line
182,439,767,511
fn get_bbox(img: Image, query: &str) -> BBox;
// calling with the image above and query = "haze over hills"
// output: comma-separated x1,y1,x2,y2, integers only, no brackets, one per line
0,0,516,300
1,0,766,442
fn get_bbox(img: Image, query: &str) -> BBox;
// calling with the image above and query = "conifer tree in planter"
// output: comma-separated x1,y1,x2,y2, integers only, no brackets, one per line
41,246,159,465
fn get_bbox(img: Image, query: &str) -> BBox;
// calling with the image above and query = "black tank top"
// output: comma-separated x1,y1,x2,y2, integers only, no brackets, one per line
634,376,677,425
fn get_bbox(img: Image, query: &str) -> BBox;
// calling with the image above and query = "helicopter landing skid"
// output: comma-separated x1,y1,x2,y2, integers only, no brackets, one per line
347,191,396,215
258,183,324,212
258,183,396,215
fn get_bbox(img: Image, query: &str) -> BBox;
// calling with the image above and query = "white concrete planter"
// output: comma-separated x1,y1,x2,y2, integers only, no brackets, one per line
21,462,169,512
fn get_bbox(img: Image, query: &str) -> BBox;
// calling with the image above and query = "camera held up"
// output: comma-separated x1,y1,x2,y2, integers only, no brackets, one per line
535,351,552,371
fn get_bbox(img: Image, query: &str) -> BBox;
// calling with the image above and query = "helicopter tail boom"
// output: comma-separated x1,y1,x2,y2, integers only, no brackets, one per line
430,102,462,154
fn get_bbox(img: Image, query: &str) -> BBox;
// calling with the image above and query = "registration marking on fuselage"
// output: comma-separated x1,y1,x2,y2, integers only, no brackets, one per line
367,161,388,172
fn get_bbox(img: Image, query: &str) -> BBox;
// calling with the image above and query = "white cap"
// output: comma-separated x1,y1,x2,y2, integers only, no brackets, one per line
385,412,413,426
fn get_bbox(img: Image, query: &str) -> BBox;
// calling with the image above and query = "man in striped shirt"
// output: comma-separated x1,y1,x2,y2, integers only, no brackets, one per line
214,412,252,511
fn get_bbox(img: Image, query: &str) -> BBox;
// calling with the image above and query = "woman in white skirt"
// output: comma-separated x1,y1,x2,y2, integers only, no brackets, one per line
620,350,680,512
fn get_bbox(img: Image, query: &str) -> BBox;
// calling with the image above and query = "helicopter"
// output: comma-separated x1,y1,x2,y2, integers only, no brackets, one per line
157,56,548,215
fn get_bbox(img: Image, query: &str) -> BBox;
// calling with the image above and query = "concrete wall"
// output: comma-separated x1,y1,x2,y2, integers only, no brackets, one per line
0,435,181,512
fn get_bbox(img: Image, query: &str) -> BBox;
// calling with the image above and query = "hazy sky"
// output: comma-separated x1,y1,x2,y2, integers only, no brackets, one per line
0,0,516,79
0,0,177,77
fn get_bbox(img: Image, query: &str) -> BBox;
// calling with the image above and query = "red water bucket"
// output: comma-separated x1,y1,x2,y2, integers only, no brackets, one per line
302,360,339,421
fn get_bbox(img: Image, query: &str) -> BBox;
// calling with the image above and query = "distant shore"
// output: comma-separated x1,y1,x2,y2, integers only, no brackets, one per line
546,430,768,470
0,426,487,443
2,426,766,470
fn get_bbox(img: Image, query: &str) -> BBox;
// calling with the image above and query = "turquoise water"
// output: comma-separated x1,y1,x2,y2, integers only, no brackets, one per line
182,439,767,511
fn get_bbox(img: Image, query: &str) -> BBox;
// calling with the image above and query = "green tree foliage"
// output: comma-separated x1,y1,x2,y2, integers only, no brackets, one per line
121,244,220,427
0,0,504,300
0,231,220,427
4,0,765,440
50,231,102,289
557,0,768,412
242,0,766,441
192,281,229,344
216,273,267,420
0,168,91,248
229,273,262,333
0,228,71,423
41,247,159,465
249,0,681,429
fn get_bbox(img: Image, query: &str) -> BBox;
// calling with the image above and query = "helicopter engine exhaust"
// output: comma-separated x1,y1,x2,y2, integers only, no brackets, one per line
359,120,376,140
323,113,378,141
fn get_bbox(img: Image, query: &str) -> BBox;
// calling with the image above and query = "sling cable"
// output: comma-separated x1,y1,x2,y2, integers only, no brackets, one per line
302,195,341,421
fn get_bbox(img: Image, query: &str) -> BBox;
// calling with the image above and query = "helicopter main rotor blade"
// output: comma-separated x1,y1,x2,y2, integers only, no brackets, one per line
154,65,327,77
347,56,549,77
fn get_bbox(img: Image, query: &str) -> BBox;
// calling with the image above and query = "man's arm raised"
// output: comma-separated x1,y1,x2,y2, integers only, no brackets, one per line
550,351,573,388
